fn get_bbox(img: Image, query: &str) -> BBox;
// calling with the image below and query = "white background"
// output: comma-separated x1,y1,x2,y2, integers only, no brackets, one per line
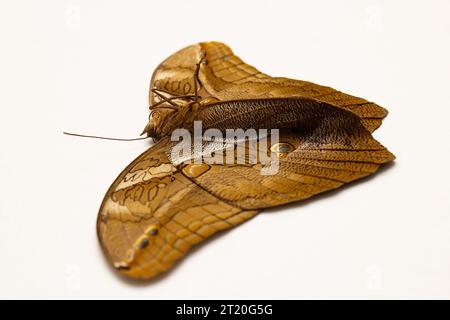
0,0,449,299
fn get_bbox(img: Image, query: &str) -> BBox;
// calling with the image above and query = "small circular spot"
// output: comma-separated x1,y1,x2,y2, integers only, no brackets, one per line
270,142,294,156
147,224,159,236
138,237,149,250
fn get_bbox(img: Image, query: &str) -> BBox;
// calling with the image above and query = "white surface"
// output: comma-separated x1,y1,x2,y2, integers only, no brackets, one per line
0,0,449,299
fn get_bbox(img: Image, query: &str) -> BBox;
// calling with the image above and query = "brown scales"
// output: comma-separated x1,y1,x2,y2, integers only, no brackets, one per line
97,41,395,280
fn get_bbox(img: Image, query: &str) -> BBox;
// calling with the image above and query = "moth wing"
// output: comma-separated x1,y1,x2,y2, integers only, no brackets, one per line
190,97,395,209
98,98,394,280
97,137,258,280
150,41,387,132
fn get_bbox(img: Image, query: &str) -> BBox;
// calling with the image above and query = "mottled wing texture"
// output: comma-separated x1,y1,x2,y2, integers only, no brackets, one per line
98,97,394,280
193,97,395,209
150,41,387,132
97,138,258,280
99,43,394,280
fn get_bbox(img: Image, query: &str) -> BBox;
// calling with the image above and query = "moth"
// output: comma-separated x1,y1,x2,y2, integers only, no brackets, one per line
97,42,395,280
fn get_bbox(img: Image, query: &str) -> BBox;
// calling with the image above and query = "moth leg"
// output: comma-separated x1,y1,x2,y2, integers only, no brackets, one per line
149,93,196,111
151,87,178,98
193,53,207,102
151,88,197,107
151,89,179,107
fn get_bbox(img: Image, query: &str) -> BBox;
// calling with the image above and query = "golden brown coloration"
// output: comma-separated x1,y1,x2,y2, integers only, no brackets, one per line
97,42,395,280
149,42,388,132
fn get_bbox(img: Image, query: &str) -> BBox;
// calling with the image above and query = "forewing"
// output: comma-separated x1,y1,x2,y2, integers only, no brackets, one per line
190,97,395,209
97,138,258,280
150,41,387,132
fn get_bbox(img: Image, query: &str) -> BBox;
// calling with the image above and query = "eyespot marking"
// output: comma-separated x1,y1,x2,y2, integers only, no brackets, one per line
146,224,159,236
270,142,295,158
138,237,149,250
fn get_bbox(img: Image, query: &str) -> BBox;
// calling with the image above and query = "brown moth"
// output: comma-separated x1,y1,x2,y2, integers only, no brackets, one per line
97,42,395,280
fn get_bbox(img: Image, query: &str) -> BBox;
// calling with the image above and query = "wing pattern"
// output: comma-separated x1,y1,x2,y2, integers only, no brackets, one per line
150,41,387,132
98,138,258,279
98,42,395,280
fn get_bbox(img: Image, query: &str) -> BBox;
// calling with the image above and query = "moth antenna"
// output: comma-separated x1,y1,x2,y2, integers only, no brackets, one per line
63,131,151,142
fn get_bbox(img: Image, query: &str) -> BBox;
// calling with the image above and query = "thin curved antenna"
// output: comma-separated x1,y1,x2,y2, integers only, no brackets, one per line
63,132,151,141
